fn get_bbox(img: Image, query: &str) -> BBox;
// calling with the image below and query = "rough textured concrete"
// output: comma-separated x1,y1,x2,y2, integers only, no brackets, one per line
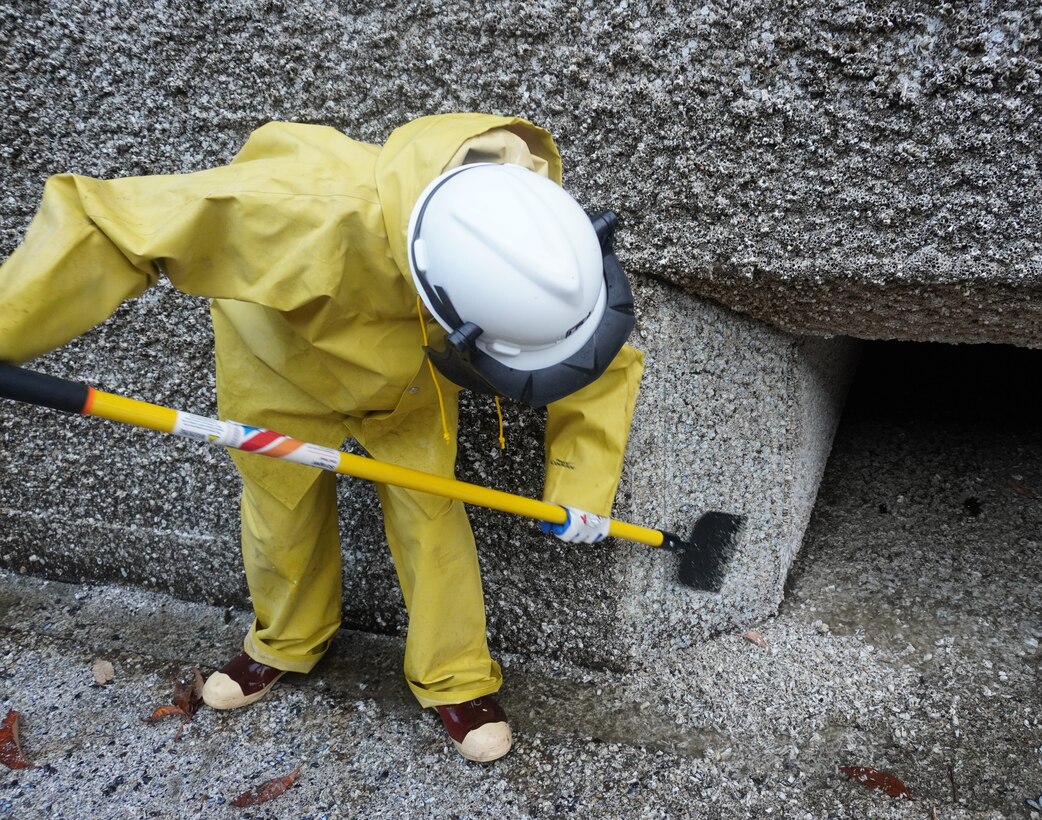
4,0,1032,665
2,355,1039,816
0,277,858,669
1,1,1039,347
608,283,858,663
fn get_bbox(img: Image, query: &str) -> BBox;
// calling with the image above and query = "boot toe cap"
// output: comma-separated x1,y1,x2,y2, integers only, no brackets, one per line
201,671,249,710
202,670,284,710
453,721,513,763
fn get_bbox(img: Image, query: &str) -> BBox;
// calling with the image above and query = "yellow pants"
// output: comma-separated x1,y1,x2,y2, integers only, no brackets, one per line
212,301,502,708
236,450,502,707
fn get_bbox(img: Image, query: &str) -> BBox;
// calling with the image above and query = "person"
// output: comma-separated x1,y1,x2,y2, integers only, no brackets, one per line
0,113,644,762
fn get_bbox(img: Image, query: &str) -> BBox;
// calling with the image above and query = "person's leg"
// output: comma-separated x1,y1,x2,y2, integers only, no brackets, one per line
206,301,349,708
203,469,342,709
241,468,343,670
376,483,510,761
378,484,500,704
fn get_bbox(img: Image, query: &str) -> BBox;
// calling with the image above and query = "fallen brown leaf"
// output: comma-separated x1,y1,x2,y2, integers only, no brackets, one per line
146,667,205,740
1007,477,1040,500
92,658,115,685
171,667,204,718
742,631,767,649
0,710,37,770
148,705,188,722
230,766,302,808
839,765,912,800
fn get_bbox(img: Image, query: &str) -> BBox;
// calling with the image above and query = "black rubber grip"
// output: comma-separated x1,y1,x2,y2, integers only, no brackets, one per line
0,362,90,414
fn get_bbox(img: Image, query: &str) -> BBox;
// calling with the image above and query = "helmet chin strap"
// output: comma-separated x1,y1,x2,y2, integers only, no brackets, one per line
414,296,507,450
415,296,452,444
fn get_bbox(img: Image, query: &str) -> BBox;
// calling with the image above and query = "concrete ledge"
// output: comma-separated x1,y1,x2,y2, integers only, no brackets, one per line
0,279,859,669
609,282,860,664
2,2,1038,347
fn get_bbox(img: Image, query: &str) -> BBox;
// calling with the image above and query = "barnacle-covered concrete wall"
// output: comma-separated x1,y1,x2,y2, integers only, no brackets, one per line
3,1,1038,346
1,0,1032,667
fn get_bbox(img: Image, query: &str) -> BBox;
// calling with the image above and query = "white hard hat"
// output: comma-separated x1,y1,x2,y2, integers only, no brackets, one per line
407,163,634,407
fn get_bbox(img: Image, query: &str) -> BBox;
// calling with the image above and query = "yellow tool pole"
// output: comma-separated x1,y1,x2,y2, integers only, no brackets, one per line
85,389,179,431
82,385,666,547
1,363,746,591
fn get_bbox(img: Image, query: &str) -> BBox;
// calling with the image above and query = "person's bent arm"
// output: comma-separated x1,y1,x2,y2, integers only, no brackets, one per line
541,344,644,529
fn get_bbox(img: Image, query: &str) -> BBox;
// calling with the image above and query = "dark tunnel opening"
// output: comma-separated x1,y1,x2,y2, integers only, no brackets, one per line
842,340,1042,424
781,341,1042,809
788,336,1042,594
788,336,1042,633
793,338,1042,556
830,339,1042,523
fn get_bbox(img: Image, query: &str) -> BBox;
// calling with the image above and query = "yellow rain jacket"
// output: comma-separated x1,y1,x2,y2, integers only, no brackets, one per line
0,114,644,706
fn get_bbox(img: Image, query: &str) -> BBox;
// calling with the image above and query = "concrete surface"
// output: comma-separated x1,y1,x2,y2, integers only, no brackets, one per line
2,346,1039,817
2,0,1039,347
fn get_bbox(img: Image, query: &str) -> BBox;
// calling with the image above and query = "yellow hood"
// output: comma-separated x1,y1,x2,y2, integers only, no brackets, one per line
375,113,562,289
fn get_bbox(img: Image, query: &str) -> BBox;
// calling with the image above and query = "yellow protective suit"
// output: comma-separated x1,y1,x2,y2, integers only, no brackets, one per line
0,114,644,706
